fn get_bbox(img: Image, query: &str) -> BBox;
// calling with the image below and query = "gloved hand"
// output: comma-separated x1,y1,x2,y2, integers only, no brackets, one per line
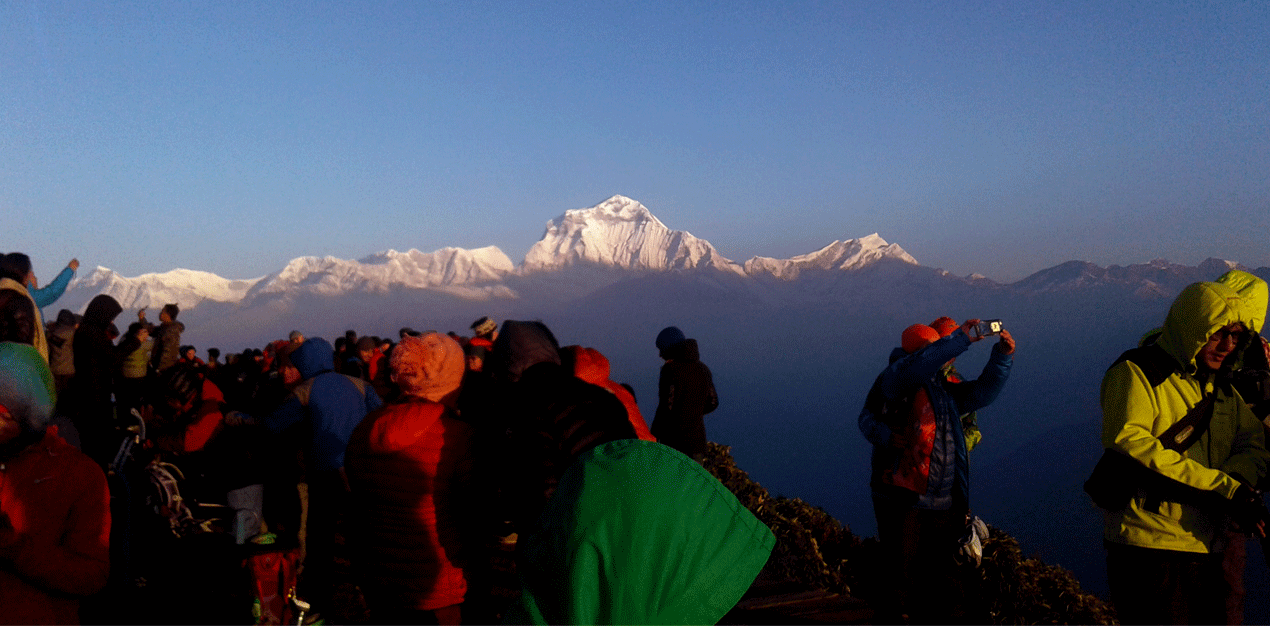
1230,484,1268,537
223,411,257,427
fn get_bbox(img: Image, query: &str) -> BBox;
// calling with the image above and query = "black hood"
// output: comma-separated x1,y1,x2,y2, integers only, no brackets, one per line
81,294,122,328
661,338,700,363
489,320,561,383
55,308,78,327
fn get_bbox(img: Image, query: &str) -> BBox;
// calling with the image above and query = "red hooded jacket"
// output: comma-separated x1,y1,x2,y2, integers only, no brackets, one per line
562,346,656,442
0,426,111,625
344,398,474,611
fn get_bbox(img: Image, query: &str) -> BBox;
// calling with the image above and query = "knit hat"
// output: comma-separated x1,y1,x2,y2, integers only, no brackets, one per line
655,326,686,351
901,324,941,354
391,332,465,403
930,316,959,338
0,342,55,447
471,316,497,338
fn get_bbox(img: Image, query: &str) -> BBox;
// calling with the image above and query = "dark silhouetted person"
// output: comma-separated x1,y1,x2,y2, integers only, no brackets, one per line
651,326,718,460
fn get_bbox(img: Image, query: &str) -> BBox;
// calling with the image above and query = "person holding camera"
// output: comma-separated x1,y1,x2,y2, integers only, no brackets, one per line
1098,280,1270,625
857,318,1014,623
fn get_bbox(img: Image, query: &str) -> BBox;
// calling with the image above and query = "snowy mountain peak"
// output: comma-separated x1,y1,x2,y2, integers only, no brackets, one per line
65,266,258,312
520,195,743,274
248,246,515,300
577,194,668,227
742,233,919,280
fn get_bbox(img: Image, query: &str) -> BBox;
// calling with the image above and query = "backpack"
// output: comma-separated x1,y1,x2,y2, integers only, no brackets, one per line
1231,332,1270,420
862,378,934,494
145,459,199,537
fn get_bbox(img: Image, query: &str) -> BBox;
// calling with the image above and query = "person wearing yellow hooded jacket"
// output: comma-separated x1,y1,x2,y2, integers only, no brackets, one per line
1101,279,1270,625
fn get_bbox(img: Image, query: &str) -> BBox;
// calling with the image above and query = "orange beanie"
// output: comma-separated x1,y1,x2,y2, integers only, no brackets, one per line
390,332,465,403
902,324,941,354
930,316,959,338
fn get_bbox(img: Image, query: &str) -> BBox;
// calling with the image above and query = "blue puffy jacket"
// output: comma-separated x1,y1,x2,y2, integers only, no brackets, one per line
858,329,1012,510
264,337,382,472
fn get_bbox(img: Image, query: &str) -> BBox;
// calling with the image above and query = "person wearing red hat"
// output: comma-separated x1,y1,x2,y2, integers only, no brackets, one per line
345,333,474,625
929,316,959,339
858,318,1015,623
929,317,984,452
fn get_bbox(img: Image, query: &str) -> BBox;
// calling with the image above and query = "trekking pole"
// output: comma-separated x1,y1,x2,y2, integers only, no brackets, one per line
289,586,311,626
109,408,149,476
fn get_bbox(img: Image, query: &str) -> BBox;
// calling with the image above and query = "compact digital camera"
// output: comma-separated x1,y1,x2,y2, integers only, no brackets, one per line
973,319,1004,337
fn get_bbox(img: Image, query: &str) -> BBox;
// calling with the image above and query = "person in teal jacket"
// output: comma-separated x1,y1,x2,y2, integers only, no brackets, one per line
22,256,78,319
505,439,775,625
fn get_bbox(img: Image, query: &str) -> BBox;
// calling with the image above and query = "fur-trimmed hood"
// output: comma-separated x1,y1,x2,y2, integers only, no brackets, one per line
0,342,56,456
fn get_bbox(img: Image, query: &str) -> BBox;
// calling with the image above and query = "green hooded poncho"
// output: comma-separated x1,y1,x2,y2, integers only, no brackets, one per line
505,439,775,625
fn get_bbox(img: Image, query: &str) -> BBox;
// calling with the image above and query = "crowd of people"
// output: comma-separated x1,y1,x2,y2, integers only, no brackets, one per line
1,251,767,625
6,248,1270,625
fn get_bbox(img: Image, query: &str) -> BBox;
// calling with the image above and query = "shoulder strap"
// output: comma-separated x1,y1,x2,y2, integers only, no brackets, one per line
291,374,367,406
342,374,368,397
1110,343,1180,388
1155,393,1217,453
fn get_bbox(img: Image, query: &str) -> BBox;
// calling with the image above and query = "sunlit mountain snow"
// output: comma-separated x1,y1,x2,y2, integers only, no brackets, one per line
743,233,918,279
65,195,926,311
521,195,746,275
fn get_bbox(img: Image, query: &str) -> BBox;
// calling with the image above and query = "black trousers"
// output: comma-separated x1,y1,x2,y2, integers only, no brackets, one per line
872,494,967,623
302,470,350,611
1105,542,1224,626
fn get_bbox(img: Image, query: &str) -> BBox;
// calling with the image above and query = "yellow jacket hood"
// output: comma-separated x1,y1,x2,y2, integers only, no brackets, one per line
1159,282,1250,373
1216,269,1268,334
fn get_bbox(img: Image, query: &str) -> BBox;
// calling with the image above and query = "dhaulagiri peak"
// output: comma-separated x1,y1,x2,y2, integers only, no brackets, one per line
521,194,915,276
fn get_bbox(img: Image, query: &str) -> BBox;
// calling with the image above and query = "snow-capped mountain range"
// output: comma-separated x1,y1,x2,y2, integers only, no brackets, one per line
56,194,1270,318
60,195,919,311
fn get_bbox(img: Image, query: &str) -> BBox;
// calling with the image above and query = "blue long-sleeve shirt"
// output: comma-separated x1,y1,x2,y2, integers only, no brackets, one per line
28,265,76,318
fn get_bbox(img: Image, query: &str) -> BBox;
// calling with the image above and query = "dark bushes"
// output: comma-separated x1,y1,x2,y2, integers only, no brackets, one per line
701,442,1117,625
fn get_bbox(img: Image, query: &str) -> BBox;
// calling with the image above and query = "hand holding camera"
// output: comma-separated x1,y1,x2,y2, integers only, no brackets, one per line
996,329,1016,355
961,319,1002,341
961,319,1014,354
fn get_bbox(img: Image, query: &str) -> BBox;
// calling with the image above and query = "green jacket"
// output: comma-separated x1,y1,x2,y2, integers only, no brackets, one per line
1101,280,1270,553
505,439,775,625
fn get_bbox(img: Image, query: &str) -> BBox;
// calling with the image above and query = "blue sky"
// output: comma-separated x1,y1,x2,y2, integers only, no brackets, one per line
4,0,1268,282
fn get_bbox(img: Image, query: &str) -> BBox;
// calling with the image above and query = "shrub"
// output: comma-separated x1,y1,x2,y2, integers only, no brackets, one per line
702,442,1117,625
